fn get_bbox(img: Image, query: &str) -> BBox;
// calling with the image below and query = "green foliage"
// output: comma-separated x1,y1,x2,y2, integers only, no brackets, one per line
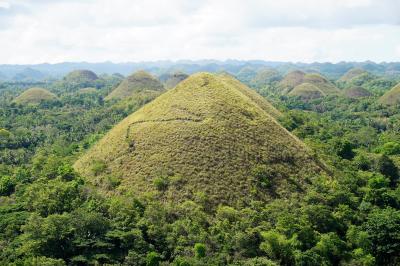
2,69,400,265
194,243,206,258
378,142,400,155
0,175,15,196
146,251,161,266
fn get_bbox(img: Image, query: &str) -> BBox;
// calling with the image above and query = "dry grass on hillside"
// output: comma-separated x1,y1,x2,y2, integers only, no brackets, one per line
75,73,326,208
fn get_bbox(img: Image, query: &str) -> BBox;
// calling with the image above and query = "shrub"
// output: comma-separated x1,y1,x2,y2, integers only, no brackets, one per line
0,175,15,196
146,251,161,266
194,243,206,259
153,176,169,191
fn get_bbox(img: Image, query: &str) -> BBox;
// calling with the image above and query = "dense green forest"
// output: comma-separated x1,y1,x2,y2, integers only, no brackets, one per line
1,66,400,266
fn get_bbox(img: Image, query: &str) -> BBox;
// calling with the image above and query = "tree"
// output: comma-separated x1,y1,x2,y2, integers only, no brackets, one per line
194,243,206,259
377,155,399,187
0,175,15,196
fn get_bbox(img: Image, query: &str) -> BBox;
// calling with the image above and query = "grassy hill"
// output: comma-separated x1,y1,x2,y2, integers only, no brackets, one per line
13,87,57,105
250,68,281,87
75,73,325,207
342,86,372,99
379,83,400,105
105,70,164,100
339,68,368,82
164,72,189,89
302,73,340,95
288,83,325,100
278,70,306,93
64,69,98,83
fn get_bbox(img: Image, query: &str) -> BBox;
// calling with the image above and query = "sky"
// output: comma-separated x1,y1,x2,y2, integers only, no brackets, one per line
0,0,399,64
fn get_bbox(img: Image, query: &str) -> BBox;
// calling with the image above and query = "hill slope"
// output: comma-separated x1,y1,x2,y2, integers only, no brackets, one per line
339,68,368,82
342,86,372,99
379,83,400,105
75,73,325,207
278,70,306,93
13,87,57,105
302,73,340,95
105,70,164,100
288,83,325,100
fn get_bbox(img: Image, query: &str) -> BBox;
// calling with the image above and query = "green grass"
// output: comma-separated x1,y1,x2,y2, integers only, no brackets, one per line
288,83,325,100
64,70,98,82
342,86,372,99
75,73,326,208
379,83,400,105
13,87,57,105
105,70,164,100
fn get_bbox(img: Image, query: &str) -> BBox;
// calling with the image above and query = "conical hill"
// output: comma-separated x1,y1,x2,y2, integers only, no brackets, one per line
106,70,164,100
14,87,57,105
75,73,326,207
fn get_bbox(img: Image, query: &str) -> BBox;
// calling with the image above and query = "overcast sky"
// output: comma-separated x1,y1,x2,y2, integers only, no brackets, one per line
0,0,399,64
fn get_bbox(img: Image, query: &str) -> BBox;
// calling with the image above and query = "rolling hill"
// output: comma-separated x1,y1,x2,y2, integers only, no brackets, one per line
342,86,372,99
338,68,368,83
13,87,57,105
379,83,400,105
105,70,164,101
278,70,306,93
302,73,340,95
64,69,99,83
164,72,189,89
288,83,325,100
75,73,326,207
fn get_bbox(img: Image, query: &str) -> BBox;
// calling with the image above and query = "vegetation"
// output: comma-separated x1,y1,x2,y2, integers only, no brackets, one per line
1,65,400,265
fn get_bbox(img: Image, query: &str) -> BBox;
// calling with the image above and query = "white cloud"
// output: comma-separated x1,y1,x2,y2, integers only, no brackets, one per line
0,0,10,9
0,0,399,63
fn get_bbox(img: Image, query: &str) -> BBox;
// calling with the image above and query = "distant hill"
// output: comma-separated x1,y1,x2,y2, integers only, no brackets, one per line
302,73,340,95
278,70,306,93
250,68,281,87
379,83,400,105
13,87,57,105
105,70,164,101
75,73,325,207
13,68,46,82
342,86,372,99
163,72,189,89
339,68,368,83
288,83,325,100
64,69,99,83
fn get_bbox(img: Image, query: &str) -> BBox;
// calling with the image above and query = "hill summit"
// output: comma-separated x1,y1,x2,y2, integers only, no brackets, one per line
379,83,400,105
64,69,98,83
75,73,325,207
105,70,164,100
14,87,57,105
